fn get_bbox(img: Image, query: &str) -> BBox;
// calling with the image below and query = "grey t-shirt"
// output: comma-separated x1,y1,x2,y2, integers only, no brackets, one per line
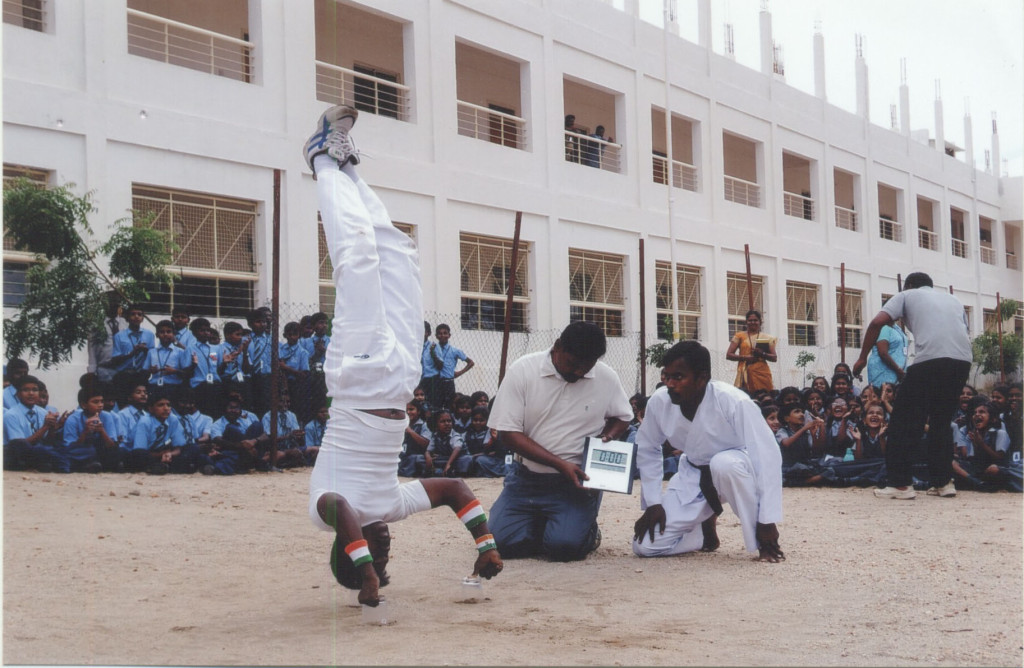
881,286,971,365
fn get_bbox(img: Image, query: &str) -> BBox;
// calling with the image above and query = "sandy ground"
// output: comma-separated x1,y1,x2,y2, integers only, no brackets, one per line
2,469,1021,667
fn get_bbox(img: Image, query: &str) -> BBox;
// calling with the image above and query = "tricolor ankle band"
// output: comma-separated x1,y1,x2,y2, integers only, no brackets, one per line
457,500,487,530
345,539,373,567
475,533,497,554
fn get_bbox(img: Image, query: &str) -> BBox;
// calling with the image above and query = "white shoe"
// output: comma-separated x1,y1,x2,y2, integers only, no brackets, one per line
303,105,360,175
926,479,957,497
873,486,916,500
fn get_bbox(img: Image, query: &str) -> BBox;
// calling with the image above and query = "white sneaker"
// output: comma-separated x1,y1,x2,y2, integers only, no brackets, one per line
873,486,916,500
303,105,360,175
926,479,957,497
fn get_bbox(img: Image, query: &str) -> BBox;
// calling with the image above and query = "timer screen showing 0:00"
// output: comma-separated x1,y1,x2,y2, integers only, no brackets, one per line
591,448,627,471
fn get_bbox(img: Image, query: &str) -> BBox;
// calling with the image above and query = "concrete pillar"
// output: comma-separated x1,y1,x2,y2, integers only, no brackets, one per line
964,111,974,168
759,9,773,75
934,82,945,155
697,0,711,48
855,35,869,119
899,59,910,136
991,113,1001,177
813,27,826,100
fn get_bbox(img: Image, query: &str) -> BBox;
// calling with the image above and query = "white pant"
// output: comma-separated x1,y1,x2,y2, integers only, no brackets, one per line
308,156,430,529
632,449,761,556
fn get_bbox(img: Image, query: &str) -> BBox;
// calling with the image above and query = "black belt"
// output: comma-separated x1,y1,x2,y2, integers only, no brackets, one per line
688,461,723,516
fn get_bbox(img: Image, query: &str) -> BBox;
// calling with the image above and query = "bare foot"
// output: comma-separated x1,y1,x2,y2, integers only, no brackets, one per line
700,515,720,552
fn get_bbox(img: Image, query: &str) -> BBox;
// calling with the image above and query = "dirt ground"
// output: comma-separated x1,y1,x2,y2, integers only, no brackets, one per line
2,469,1021,667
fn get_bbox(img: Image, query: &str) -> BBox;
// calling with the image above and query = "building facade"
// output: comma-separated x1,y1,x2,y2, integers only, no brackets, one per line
4,0,1022,407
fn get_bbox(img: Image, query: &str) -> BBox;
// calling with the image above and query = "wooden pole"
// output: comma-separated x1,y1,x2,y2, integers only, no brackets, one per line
744,244,754,311
839,263,846,364
268,169,281,470
997,291,1005,383
498,211,523,385
638,238,647,395
897,273,902,292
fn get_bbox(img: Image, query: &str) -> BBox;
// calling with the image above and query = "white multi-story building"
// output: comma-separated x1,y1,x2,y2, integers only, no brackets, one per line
4,0,1021,407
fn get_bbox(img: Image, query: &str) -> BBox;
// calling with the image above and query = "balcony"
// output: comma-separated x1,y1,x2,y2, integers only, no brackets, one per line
918,228,939,251
315,62,410,122
127,9,253,83
457,101,526,150
783,192,815,221
879,218,903,242
951,238,968,259
1008,252,1019,270
565,131,621,173
652,155,697,192
834,205,858,232
724,175,760,207
980,245,996,265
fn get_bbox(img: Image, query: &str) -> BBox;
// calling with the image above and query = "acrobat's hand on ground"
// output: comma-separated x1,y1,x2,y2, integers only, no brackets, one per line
755,522,785,563
473,549,503,580
633,504,666,544
358,570,381,607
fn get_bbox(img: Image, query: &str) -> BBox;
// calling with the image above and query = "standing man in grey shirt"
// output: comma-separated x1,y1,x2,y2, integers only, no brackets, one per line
853,272,972,499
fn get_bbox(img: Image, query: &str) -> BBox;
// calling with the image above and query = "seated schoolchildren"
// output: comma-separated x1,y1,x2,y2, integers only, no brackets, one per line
118,384,149,447
35,381,70,451
823,398,855,462
399,399,431,477
147,319,190,402
426,408,470,477
463,406,507,478
203,398,263,475
3,358,30,409
3,375,61,472
129,394,196,475
775,403,827,486
762,403,781,433
829,373,856,405
952,399,1010,493
62,386,122,473
176,390,212,451
452,395,473,435
303,404,329,466
261,393,306,468
851,402,887,461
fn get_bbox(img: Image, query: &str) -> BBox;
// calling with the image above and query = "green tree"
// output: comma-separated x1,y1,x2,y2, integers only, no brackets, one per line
3,179,174,369
972,331,1023,379
794,351,816,385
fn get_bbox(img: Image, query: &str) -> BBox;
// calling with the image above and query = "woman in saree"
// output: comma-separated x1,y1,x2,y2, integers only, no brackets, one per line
726,309,778,393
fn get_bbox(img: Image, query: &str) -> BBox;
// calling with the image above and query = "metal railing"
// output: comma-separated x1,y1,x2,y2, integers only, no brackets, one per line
564,131,622,173
1007,252,1019,270
3,0,45,31
879,218,903,242
951,238,968,259
127,8,253,82
834,205,858,231
456,101,526,150
782,191,815,221
315,61,411,122
918,228,939,251
980,245,996,265
724,175,760,207
651,155,698,192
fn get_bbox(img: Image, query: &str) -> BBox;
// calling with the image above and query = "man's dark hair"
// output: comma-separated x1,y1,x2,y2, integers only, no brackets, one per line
661,340,711,378
14,375,41,391
557,321,607,360
903,272,933,289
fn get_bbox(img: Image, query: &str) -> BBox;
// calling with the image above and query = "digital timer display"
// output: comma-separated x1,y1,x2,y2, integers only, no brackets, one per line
590,448,627,472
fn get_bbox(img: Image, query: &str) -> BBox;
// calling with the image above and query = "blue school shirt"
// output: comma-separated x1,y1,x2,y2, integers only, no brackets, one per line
132,414,186,451
453,416,471,434
179,411,213,446
218,342,246,381
119,406,148,443
4,403,50,443
175,327,196,350
63,410,121,460
3,384,19,409
246,332,272,376
403,419,432,455
462,428,492,456
433,343,468,380
278,342,310,375
305,419,327,448
428,430,464,460
111,327,156,373
300,334,331,368
421,340,439,379
147,343,189,386
188,341,221,387
210,412,260,439
262,410,300,436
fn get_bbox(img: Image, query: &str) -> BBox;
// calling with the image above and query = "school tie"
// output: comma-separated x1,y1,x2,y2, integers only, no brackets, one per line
27,410,38,431
152,423,167,449
181,417,194,445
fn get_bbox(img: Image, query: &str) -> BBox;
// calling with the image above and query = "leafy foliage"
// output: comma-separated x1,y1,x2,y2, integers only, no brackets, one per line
999,298,1021,323
972,331,1023,378
3,181,174,369
794,351,816,383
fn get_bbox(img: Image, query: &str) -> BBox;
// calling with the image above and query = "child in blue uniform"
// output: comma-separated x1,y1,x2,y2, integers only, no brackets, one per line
244,310,273,416
304,404,329,466
129,394,194,475
464,406,507,478
399,400,431,477
427,409,470,477
176,390,213,452
262,393,306,468
187,318,222,419
279,322,312,424
3,375,60,472
202,398,263,475
118,384,149,446
62,386,122,473
218,322,251,412
301,311,331,415
147,320,190,402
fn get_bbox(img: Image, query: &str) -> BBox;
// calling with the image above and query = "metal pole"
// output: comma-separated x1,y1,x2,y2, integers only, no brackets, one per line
663,0,680,340
897,273,903,292
744,244,754,311
268,169,281,470
638,238,647,395
840,263,847,364
997,292,1005,383
498,211,522,385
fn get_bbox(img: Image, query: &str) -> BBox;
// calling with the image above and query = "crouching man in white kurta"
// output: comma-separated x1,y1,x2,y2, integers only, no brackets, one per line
632,341,785,562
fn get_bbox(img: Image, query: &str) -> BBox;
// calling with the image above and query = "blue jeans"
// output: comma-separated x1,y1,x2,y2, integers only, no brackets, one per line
489,462,602,562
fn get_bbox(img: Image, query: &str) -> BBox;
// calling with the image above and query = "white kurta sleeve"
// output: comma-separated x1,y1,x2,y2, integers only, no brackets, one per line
732,397,784,524
635,398,670,508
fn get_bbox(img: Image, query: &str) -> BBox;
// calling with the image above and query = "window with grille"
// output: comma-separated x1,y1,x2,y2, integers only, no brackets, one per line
787,281,819,346
836,288,864,348
655,261,701,340
983,308,998,333
726,272,764,338
132,184,258,318
460,233,528,332
569,249,624,337
353,64,400,119
3,164,50,254
3,261,31,307
317,218,414,317
3,0,44,31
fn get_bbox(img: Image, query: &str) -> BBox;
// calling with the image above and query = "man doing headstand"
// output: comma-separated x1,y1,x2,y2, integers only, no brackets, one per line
304,105,502,606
